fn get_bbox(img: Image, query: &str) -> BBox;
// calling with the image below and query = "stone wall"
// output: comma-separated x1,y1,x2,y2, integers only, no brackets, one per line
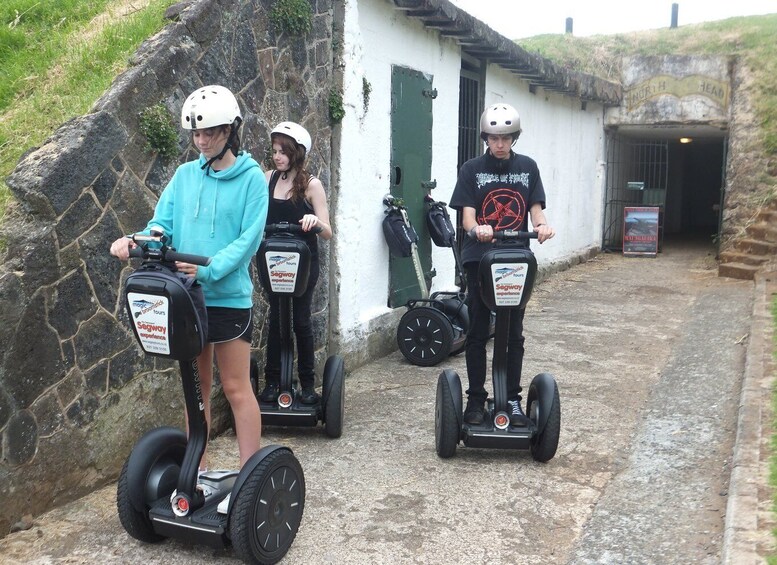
0,0,335,535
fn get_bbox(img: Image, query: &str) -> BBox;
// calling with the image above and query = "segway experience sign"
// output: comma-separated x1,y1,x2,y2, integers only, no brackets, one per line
127,292,171,355
623,206,659,257
490,263,528,307
265,251,300,294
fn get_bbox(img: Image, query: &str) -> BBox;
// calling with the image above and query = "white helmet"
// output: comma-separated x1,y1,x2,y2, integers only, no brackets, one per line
181,85,242,130
271,121,312,154
480,103,522,138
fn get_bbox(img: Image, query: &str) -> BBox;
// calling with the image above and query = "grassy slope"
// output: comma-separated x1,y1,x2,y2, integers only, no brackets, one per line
0,0,176,227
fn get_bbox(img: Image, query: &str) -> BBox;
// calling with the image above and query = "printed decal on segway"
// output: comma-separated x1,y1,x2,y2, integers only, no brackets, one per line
127,292,171,355
490,263,528,307
265,251,301,294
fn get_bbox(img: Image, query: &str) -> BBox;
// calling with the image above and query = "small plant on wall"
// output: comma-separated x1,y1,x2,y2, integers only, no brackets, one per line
270,0,313,36
328,90,345,124
138,104,179,160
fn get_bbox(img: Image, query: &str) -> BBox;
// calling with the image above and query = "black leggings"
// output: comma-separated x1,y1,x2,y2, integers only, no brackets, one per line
464,262,525,402
264,261,320,389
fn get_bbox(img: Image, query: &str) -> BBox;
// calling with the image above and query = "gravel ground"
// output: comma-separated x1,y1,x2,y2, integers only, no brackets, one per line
1,237,772,564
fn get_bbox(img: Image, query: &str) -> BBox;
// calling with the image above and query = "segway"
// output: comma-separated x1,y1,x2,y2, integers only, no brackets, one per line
254,222,345,438
435,230,561,462
383,195,490,367
115,231,304,564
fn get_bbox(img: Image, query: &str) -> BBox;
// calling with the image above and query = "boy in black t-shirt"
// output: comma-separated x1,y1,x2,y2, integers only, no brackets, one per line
450,103,556,427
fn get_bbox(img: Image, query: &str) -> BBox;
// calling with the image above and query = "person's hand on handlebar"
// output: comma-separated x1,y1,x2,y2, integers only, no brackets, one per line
299,214,320,232
470,224,494,243
534,223,556,244
109,236,136,261
175,262,198,278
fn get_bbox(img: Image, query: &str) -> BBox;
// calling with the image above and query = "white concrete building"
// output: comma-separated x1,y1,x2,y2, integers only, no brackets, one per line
330,0,619,363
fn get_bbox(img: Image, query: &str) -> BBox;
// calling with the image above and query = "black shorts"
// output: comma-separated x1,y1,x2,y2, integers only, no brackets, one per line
206,307,253,344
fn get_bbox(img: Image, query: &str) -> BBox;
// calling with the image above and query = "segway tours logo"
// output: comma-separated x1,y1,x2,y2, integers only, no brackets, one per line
479,188,526,230
127,292,171,355
265,252,300,294
491,263,528,307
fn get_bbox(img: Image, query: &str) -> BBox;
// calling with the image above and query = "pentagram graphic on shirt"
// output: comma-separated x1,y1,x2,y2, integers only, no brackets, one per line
479,188,526,230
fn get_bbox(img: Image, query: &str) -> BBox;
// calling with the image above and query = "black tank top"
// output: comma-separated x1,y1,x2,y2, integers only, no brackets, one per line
266,170,318,258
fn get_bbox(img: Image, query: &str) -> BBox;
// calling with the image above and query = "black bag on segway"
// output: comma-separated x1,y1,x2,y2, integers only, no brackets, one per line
426,201,456,248
382,208,418,258
124,265,208,361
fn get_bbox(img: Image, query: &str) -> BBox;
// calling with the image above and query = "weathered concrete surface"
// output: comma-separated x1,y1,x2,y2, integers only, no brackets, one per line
1,238,773,563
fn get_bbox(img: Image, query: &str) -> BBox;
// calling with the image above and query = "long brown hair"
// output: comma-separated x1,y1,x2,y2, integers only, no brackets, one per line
272,133,310,202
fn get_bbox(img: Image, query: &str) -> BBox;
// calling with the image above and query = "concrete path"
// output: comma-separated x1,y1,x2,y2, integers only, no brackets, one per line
1,239,774,564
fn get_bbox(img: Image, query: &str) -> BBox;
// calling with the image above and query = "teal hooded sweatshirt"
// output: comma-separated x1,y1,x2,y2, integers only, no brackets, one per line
144,152,268,309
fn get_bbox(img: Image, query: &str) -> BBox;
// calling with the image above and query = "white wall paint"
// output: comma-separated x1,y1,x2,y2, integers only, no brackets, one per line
337,0,461,344
484,66,607,265
336,0,607,350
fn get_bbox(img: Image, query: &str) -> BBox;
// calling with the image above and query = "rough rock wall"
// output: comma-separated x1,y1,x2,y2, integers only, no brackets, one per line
721,58,774,246
0,0,334,535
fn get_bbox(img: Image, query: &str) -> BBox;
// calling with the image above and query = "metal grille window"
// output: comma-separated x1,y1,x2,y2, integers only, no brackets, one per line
602,134,668,250
458,73,481,170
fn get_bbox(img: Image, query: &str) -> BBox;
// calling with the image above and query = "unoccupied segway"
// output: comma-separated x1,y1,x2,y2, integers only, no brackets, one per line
435,230,561,462
254,222,345,438
384,195,492,367
115,232,304,564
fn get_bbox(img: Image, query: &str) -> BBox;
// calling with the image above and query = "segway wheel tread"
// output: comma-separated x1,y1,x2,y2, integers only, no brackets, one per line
230,448,306,564
435,371,460,458
322,355,345,438
116,428,187,544
117,459,165,543
397,307,454,367
528,380,561,463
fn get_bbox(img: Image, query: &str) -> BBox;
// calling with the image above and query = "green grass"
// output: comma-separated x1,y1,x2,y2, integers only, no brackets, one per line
0,0,177,224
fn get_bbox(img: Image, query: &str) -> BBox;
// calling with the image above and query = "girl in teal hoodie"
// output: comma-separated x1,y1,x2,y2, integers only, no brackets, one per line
110,85,267,514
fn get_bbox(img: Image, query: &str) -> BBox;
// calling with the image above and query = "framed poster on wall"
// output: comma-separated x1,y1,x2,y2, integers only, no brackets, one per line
623,206,660,257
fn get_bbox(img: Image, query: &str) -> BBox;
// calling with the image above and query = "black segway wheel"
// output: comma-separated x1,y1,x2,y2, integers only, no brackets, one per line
435,369,462,458
527,374,561,463
322,355,345,438
230,447,306,565
117,427,187,543
397,307,454,367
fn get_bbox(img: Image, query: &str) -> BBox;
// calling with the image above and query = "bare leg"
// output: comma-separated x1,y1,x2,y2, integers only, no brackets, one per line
214,339,261,467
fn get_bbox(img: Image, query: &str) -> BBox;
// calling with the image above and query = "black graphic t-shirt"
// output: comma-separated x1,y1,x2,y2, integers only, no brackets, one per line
450,150,546,264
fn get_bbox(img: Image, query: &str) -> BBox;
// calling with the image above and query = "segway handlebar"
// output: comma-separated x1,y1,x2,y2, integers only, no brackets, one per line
264,222,323,236
127,233,212,266
467,228,539,241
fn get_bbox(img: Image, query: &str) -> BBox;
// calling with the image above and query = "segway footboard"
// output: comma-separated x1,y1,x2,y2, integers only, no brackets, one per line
461,426,533,450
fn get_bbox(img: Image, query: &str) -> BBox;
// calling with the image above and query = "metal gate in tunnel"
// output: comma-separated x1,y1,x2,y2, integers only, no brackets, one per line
602,134,669,251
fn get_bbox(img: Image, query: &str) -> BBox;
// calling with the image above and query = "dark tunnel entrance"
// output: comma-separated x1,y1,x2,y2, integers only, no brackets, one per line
602,125,728,253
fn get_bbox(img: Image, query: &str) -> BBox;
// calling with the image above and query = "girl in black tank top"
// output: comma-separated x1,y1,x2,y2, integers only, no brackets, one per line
260,122,333,405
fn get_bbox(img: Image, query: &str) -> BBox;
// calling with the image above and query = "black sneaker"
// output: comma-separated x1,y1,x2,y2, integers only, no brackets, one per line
508,399,531,427
300,386,320,405
464,398,485,425
259,382,279,403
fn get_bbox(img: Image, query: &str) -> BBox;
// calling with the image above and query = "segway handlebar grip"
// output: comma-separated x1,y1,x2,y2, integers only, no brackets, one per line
164,250,212,266
494,230,538,241
126,246,211,266
265,222,323,236
466,228,538,240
